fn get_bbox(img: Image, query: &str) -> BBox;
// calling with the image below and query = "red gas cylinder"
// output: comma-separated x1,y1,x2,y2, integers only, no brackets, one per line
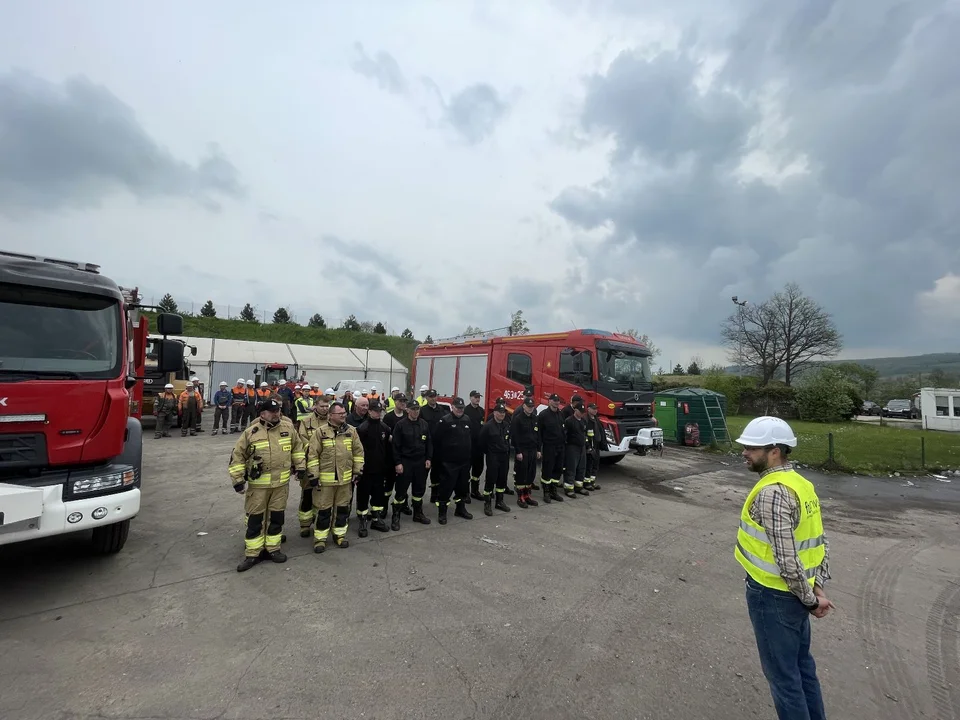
684,422,700,447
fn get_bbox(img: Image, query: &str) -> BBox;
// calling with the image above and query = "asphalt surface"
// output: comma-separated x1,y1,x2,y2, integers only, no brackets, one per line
1,430,959,720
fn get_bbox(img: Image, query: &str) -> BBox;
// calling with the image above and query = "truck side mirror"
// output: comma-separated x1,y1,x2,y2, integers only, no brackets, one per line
156,313,183,336
157,339,185,373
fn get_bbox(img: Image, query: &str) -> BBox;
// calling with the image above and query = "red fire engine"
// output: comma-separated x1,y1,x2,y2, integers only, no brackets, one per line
412,328,664,463
0,252,184,554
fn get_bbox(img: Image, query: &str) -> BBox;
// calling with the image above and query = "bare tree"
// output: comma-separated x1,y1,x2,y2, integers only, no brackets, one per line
621,329,661,358
768,283,842,385
721,284,842,386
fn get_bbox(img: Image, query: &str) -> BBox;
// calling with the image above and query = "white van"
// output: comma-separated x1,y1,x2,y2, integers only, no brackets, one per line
332,379,383,399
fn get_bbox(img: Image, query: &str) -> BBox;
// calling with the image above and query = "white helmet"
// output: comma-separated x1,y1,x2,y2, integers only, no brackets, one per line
420,384,428,392
312,383,319,389
191,377,199,383
391,386,400,392
735,416,797,448
164,383,174,389
325,388,335,394
219,381,227,386
260,382,268,388
237,378,244,385
294,385,302,390
246,380,254,386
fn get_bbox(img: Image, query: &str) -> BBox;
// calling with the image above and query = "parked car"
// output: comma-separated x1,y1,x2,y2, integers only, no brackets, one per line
882,399,918,419
861,401,881,416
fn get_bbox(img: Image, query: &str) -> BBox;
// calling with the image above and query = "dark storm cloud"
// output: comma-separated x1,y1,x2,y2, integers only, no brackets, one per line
0,71,245,215
350,42,408,95
550,0,960,351
443,83,509,144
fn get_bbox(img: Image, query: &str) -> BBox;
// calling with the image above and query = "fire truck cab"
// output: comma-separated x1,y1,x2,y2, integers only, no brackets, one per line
412,329,663,463
0,251,184,554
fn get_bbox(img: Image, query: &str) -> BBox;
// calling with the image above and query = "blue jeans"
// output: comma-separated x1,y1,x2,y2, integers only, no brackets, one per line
745,577,826,720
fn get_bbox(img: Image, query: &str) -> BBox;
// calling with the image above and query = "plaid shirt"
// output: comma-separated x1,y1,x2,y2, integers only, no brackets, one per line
748,463,831,606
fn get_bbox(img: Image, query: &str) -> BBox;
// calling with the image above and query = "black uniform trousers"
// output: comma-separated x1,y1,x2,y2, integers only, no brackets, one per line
230,404,244,431
394,459,428,505
484,451,510,495
357,472,388,515
563,445,587,489
213,406,229,431
540,443,564,486
242,404,255,428
585,448,599,482
180,404,198,436
438,460,470,504
513,449,539,490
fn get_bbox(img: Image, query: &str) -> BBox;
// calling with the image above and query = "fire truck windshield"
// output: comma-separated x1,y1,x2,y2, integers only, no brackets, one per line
597,346,654,389
0,286,122,379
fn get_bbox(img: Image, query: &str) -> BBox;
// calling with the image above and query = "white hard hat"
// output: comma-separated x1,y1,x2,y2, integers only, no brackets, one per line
191,377,199,383
246,380,254,385
735,416,798,448
294,385,301,390
165,383,174,389
219,381,227,386
237,378,244,385
312,383,319,388
260,382,268,387
420,384,428,392
325,388,335,394
391,386,400,392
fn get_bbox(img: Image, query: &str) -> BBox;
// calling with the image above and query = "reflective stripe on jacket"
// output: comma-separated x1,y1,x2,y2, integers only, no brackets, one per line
734,469,825,591
228,417,306,488
306,421,364,485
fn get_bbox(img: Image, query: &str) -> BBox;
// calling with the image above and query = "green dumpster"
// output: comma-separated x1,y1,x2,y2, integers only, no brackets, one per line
654,387,730,445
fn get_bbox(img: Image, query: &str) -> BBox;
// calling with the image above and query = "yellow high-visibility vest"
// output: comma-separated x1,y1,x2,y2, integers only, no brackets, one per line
734,469,825,591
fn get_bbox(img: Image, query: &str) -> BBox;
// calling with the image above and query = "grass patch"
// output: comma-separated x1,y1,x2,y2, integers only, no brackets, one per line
143,313,419,370
721,416,960,475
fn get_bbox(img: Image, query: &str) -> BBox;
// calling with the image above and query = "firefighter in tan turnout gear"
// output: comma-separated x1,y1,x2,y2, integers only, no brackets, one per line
295,395,330,537
228,399,307,572
305,401,364,553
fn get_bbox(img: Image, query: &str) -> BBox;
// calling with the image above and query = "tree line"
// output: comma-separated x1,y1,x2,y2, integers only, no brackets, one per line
155,293,413,339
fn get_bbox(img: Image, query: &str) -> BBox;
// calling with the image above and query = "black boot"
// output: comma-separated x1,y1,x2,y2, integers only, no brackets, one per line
438,503,448,525
454,500,473,520
470,480,483,501
400,501,412,516
358,515,368,538
236,556,259,572
484,497,493,517
550,485,565,502
516,490,528,509
575,485,590,496
565,486,577,498
525,489,539,507
412,500,431,525
495,491,511,512
268,550,287,563
391,507,401,531
504,486,515,496
370,515,389,532
542,484,553,503
299,526,311,538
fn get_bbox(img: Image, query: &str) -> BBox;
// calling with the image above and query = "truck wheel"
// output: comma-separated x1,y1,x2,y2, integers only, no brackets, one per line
91,519,131,554
600,454,625,465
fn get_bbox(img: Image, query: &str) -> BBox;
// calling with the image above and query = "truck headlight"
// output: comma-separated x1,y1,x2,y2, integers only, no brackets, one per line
72,470,136,495
604,430,616,444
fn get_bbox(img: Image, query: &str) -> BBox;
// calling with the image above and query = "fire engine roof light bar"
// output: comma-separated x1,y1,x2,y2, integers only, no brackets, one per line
0,250,101,274
433,325,513,344
0,413,47,423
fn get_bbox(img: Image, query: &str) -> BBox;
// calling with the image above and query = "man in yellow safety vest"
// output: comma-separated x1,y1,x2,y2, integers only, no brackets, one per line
734,416,834,720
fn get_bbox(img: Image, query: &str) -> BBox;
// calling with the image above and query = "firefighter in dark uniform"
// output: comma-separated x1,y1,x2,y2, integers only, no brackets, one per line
584,402,607,490
537,393,565,503
562,394,584,420
431,397,475,524
391,401,432,529
511,388,538,491
510,396,541,508
464,390,485,503
479,399,511,516
419,390,445,503
355,399,392,535
562,401,590,498
228,399,307,572
294,396,330,537
382,393,408,519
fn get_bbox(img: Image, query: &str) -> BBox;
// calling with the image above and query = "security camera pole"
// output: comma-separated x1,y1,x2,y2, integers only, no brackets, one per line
732,296,748,378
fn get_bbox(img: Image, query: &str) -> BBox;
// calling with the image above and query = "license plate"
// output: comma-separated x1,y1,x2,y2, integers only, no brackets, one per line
651,429,663,438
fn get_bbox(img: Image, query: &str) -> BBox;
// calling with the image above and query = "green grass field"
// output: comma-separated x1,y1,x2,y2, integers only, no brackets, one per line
722,416,960,474
144,312,419,369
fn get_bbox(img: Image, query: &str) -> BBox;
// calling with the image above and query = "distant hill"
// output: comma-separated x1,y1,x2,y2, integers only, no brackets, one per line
143,312,419,369
727,353,960,379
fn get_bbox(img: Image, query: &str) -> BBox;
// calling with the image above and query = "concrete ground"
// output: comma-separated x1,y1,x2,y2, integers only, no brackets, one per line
2,429,959,720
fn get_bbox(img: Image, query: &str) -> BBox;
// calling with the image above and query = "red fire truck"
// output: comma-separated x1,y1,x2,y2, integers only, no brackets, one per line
412,328,663,463
0,251,184,554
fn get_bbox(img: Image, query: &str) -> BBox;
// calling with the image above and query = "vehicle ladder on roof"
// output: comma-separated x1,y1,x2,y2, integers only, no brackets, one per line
703,392,732,445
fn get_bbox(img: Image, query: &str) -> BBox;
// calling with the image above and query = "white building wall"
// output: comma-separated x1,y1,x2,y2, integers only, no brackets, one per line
920,387,960,432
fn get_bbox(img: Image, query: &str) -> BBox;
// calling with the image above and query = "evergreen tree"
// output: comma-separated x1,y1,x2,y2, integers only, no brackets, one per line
273,307,292,324
200,300,217,318
673,363,686,375
308,313,326,329
240,303,258,322
373,322,387,334
425,334,434,343
158,294,178,314
400,328,414,339
341,314,361,331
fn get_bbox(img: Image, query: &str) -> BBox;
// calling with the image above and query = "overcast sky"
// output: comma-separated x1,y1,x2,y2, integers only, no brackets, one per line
1,0,957,370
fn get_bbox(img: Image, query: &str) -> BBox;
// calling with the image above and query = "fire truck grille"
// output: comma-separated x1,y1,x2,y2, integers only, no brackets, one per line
617,418,655,437
0,433,47,469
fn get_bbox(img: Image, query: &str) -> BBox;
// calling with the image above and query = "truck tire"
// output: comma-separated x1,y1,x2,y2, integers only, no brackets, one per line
91,519,131,554
600,454,625,465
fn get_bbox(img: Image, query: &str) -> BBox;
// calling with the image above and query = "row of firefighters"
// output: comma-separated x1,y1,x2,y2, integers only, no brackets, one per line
150,376,422,438
227,386,610,572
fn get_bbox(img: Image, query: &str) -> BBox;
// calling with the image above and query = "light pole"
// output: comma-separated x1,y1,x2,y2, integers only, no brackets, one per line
731,296,748,378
